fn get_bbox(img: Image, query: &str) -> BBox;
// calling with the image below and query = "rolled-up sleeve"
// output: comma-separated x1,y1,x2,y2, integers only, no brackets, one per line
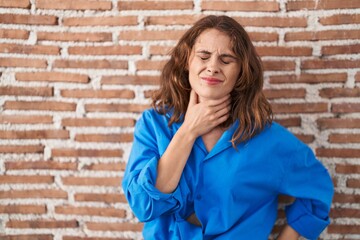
279,143,334,239
122,111,184,222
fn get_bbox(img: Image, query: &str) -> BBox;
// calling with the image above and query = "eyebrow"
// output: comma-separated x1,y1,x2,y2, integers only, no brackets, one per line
196,50,238,60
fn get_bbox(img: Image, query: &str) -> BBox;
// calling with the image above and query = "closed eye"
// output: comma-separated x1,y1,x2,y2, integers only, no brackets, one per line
200,56,209,60
220,56,237,65
221,59,230,64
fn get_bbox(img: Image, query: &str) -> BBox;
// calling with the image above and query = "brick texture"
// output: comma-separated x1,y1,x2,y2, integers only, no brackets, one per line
0,0,358,239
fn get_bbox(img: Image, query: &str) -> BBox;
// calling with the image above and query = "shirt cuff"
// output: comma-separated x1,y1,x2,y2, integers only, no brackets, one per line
136,155,183,202
286,199,330,240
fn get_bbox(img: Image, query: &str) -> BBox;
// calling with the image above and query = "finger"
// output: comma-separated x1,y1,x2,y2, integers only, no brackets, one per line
213,99,231,113
213,113,230,126
215,105,231,118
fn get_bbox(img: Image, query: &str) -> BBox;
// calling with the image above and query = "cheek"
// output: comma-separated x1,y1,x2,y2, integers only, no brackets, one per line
189,58,205,73
227,69,240,84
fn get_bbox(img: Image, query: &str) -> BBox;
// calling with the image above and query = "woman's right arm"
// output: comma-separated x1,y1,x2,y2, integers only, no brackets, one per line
122,90,230,222
156,90,230,193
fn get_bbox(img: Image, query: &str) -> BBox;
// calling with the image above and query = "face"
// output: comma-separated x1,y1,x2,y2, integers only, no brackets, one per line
188,28,241,101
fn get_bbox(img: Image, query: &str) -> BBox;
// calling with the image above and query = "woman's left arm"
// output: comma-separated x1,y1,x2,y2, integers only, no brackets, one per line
278,143,334,240
277,224,300,240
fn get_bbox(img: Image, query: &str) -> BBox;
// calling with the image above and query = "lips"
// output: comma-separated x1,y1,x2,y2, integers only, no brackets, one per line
201,77,223,85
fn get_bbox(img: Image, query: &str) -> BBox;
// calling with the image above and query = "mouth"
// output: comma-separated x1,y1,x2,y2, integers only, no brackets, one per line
201,77,223,85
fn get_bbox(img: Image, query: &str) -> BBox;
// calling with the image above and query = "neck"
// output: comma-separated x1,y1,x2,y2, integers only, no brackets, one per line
198,96,212,103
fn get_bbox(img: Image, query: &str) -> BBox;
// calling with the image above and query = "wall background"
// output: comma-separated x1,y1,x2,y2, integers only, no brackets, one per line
0,0,359,239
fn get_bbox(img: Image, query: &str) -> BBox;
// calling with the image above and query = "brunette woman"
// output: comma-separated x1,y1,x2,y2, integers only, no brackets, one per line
123,15,333,240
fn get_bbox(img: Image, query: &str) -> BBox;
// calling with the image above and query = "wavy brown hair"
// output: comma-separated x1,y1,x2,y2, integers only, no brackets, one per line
152,15,272,146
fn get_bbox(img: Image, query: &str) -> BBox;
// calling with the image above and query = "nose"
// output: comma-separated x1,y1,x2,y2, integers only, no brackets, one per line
206,58,220,74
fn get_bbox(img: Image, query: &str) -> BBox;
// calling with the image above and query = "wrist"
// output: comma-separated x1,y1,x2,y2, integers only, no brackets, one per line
178,125,197,142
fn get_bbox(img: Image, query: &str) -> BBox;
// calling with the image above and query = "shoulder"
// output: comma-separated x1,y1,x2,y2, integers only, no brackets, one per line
251,121,306,154
137,108,171,127
135,108,177,137
268,122,300,143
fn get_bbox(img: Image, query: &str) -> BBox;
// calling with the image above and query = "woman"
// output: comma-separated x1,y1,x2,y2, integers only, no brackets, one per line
122,15,333,240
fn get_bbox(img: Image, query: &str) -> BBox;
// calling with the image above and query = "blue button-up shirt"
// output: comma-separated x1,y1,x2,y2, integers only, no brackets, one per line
122,109,334,240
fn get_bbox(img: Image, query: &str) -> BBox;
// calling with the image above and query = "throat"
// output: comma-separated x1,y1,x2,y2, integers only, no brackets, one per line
201,128,224,152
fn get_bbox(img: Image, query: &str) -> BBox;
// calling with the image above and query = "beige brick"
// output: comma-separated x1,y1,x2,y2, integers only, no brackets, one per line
0,145,44,153
0,86,53,96
136,60,166,71
249,32,278,42
149,45,174,56
74,193,126,203
62,118,135,127
0,205,46,214
61,89,135,99
68,45,142,55
5,161,77,171
329,134,360,143
16,72,89,83
316,148,360,158
0,189,67,199
0,57,46,68
0,43,60,55
264,88,306,99
332,103,360,113
317,118,360,129
37,32,112,42
101,75,160,85
320,14,360,25
53,60,128,69
82,162,127,171
75,133,133,142
55,206,126,218
7,220,78,229
0,130,69,139
287,0,360,11
235,16,307,27
52,148,123,158
120,30,185,41
322,44,360,56
0,0,30,8
0,115,53,124
37,0,111,10
319,88,360,98
64,16,138,26
85,103,150,113
0,14,57,25
0,235,52,240
274,117,301,127
269,73,347,84
0,175,54,184
118,1,193,10
285,30,360,41
202,1,279,12
86,222,143,232
62,176,121,186
4,101,76,111
301,59,360,69
145,15,202,26
272,103,328,114
262,60,296,71
256,46,312,56
0,29,29,39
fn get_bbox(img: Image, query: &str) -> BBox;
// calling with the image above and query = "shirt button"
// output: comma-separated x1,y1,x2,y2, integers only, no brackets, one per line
196,194,202,200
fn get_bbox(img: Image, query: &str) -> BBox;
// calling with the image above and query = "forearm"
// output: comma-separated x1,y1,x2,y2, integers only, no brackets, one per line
277,224,300,240
155,125,196,193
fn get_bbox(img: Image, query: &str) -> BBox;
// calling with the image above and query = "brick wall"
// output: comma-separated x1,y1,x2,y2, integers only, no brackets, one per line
0,0,359,239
